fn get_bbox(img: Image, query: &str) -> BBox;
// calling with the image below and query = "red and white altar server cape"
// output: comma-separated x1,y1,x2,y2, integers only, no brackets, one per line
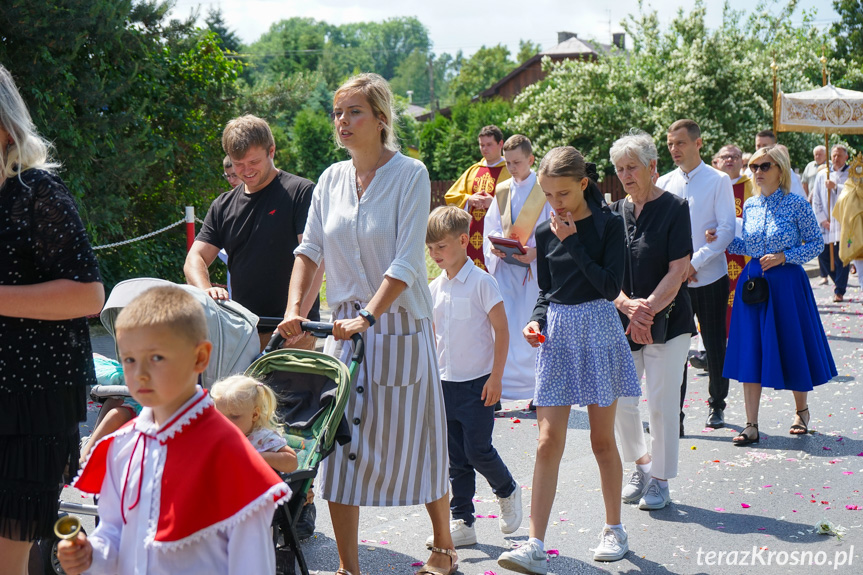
73,388,290,575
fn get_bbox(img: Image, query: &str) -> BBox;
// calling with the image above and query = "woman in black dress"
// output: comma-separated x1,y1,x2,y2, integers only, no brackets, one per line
0,65,104,573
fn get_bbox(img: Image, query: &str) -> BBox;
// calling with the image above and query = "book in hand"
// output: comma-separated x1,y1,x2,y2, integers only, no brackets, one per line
489,236,529,268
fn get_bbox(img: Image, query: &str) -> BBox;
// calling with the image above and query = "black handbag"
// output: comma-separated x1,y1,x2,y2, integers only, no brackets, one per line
742,269,769,304
623,204,675,345
741,199,777,305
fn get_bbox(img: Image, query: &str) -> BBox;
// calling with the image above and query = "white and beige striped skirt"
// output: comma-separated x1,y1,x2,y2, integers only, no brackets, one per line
317,302,449,506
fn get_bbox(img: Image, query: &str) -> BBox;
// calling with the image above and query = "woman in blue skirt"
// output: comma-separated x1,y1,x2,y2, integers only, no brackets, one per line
717,145,836,445
497,147,640,572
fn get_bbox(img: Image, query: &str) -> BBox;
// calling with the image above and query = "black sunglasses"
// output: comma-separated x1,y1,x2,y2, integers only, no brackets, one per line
749,162,774,173
223,173,238,180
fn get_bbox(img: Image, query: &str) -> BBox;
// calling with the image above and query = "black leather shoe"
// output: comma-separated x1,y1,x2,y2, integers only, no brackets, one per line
689,350,708,370
295,502,316,540
706,408,725,429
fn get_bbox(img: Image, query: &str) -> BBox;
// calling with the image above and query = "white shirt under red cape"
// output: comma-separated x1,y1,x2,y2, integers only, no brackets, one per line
74,388,290,574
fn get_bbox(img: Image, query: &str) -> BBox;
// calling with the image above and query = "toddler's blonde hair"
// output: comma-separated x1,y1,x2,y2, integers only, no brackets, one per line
211,375,283,435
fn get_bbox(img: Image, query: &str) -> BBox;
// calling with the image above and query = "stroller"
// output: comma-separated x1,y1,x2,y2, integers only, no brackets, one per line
249,324,362,575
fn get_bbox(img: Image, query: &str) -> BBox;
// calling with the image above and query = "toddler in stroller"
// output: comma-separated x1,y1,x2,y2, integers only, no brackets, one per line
212,375,299,474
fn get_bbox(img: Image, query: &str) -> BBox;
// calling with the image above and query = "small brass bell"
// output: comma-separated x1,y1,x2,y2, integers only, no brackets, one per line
53,515,82,541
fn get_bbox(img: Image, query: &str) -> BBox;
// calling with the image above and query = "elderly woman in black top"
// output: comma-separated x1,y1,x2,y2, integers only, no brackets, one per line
610,131,695,512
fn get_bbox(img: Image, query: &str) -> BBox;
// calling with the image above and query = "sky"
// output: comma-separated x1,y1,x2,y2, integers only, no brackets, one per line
170,0,839,58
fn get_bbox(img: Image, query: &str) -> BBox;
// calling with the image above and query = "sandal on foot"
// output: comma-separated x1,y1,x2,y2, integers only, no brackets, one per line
336,570,355,575
790,407,810,435
415,546,458,575
733,423,759,446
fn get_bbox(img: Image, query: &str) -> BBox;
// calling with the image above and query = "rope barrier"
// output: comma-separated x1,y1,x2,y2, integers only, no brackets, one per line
92,219,185,251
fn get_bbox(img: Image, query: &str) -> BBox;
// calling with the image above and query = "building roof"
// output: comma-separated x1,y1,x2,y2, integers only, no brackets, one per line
405,103,429,119
478,33,616,99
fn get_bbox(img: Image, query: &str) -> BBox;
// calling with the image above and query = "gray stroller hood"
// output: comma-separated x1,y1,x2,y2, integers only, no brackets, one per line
100,278,260,388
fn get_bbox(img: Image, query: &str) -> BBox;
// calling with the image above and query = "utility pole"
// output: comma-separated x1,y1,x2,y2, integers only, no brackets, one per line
428,54,436,120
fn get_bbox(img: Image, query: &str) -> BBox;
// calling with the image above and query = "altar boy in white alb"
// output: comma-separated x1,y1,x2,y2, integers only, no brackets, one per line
484,135,553,401
57,286,288,575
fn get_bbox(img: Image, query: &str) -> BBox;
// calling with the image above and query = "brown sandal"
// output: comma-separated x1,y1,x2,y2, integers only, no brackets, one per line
415,546,458,575
790,407,810,435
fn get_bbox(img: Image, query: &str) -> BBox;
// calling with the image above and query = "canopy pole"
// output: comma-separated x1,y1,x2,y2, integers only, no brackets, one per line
771,56,778,135
820,49,835,271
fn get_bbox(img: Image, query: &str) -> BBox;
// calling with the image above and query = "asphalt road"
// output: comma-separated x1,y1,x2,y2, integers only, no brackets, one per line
67,270,862,575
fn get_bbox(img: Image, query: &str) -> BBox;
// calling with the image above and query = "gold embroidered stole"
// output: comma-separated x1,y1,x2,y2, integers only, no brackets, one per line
497,178,546,245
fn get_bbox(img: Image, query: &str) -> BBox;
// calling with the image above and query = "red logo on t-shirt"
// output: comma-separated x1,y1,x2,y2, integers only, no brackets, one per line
269,209,276,215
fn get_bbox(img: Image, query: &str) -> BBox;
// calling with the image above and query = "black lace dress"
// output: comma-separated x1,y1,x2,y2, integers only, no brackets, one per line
0,169,101,541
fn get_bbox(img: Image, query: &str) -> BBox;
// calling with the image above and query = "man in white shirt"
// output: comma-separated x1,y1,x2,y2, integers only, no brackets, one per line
657,119,736,430
802,145,829,199
811,144,851,302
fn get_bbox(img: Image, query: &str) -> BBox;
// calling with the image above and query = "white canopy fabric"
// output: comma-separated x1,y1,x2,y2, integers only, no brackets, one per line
777,84,863,135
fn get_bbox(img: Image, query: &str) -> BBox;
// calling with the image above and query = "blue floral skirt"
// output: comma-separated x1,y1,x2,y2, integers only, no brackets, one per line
724,260,837,390
535,300,641,407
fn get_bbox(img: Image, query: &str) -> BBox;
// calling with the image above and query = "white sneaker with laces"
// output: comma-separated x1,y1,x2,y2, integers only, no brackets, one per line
497,487,523,534
621,468,651,503
593,526,629,561
425,519,476,549
497,540,548,574
638,478,671,510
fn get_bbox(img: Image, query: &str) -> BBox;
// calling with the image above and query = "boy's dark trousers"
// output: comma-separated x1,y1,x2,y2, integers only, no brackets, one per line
442,374,516,526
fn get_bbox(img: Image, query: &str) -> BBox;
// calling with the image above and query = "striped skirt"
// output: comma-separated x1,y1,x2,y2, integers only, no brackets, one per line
318,302,449,506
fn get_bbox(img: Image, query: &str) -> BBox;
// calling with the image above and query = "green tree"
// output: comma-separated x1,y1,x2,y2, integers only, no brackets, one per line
419,97,514,180
245,17,328,83
0,0,243,287
288,108,346,180
517,40,542,64
205,7,243,53
832,0,863,61
391,50,457,107
831,0,863,150
449,45,517,99
245,16,432,89
507,0,830,175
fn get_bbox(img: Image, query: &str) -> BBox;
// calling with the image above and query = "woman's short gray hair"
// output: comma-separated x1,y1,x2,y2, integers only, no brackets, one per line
0,65,60,178
609,129,658,169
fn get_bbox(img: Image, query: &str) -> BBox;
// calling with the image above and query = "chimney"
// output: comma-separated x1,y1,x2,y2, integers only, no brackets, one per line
557,31,577,44
612,32,625,50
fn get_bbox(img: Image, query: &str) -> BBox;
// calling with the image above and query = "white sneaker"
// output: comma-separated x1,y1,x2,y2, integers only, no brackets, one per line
638,478,671,510
497,541,548,574
424,519,476,549
621,468,651,503
593,526,629,561
497,487,523,534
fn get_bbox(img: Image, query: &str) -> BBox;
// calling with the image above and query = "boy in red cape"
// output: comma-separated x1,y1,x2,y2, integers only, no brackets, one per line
58,286,289,575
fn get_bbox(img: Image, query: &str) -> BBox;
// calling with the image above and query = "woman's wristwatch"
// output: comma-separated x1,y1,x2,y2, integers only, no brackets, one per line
358,309,376,326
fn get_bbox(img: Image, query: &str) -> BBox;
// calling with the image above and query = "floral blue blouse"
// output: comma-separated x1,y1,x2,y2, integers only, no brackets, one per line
727,188,823,265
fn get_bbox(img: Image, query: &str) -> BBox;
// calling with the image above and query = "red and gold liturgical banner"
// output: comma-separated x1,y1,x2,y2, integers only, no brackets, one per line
726,175,753,334
467,165,506,270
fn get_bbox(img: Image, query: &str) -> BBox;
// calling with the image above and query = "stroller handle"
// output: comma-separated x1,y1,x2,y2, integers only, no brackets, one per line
263,322,365,365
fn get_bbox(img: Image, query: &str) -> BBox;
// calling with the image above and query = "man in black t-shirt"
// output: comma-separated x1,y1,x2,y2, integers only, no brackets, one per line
184,115,322,351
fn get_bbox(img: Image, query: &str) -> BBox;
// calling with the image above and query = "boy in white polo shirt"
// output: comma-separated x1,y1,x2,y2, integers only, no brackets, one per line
425,206,523,548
